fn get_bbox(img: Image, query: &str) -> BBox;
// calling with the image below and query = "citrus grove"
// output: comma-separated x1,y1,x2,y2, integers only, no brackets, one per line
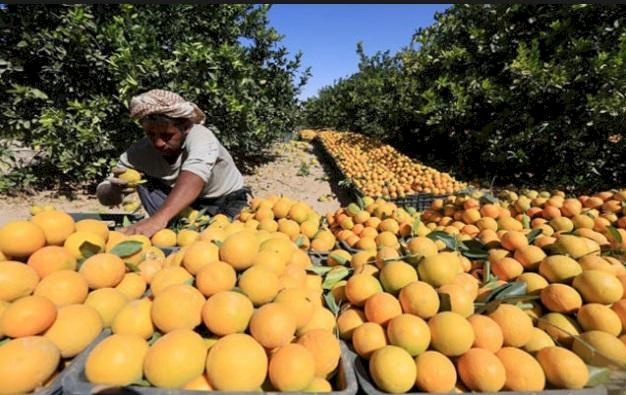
1,134,626,393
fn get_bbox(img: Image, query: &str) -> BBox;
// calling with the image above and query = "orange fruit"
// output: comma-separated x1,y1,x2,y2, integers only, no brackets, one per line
0,220,46,259
195,261,237,297
0,260,39,302
0,336,60,394
496,347,545,391
428,312,474,357
149,266,193,297
296,328,341,378
43,304,102,357
26,246,77,278
336,307,366,340
364,292,402,326
369,345,416,393
238,265,280,306
75,219,109,242
205,333,268,391
386,313,430,356
488,303,533,347
182,240,219,275
398,281,439,319
85,333,149,385
536,346,588,389
249,302,297,349
201,291,254,336
84,287,129,327
34,269,88,306
414,351,457,393
274,288,315,330
219,231,260,270
143,329,208,388
0,295,57,337
467,314,503,353
31,210,75,245
456,348,506,392
111,297,154,339
269,343,316,392
151,284,205,333
352,322,388,359
79,253,126,289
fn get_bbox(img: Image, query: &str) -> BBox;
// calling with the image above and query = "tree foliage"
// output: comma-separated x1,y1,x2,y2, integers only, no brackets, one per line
303,5,626,193
0,4,309,192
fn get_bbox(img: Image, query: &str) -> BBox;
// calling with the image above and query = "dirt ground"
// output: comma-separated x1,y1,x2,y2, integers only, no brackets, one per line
0,139,354,225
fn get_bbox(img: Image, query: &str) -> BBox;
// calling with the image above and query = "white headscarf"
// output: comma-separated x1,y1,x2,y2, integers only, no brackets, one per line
129,89,206,124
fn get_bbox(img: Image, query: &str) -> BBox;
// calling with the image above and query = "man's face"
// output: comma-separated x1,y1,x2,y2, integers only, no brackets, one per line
144,122,184,158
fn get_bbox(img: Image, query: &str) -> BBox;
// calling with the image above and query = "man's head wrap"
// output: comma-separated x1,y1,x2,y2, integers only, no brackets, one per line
129,89,205,125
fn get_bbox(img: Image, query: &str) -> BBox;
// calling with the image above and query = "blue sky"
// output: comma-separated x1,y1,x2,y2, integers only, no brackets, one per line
267,4,451,100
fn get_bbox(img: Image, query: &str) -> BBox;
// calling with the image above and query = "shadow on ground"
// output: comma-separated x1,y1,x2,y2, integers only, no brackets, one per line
308,140,355,207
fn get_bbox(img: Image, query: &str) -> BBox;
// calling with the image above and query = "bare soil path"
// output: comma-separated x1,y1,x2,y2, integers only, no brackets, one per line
0,139,352,225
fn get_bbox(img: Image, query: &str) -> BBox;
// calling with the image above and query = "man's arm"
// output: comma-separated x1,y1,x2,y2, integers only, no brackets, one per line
122,170,205,237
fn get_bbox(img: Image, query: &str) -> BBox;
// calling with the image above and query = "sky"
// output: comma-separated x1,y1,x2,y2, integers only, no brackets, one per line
267,4,451,101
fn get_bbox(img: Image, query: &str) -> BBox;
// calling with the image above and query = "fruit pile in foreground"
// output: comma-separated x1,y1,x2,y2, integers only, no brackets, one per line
323,188,626,393
317,130,468,199
0,209,342,392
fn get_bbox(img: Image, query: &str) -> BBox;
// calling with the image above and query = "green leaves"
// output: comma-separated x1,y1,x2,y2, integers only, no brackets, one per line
322,267,352,290
109,240,143,258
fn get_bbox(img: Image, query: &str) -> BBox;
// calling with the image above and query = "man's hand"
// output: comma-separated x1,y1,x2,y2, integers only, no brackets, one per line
120,216,168,238
110,166,139,194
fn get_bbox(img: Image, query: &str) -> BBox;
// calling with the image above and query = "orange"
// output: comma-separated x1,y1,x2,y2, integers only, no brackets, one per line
201,291,254,336
378,261,418,294
238,265,280,306
296,328,341,378
467,314,503,353
219,230,260,270
523,327,556,354
398,281,439,319
79,253,126,289
269,343,316,392
43,304,102,357
143,329,208,388
352,322,388,359
496,347,545,391
249,302,297,349
149,266,193,297
336,308,366,340
364,292,402,326
428,312,474,357
0,336,60,394
577,303,622,336
205,333,268,391
34,269,88,306
0,260,39,302
151,228,177,248
488,303,534,347
344,273,382,306
182,240,219,275
27,246,77,278
84,287,129,327
75,219,109,242
369,345,416,393
115,272,146,300
0,220,46,258
274,288,315,330
151,284,205,333
0,295,57,337
456,348,506,392
386,313,430,356
85,333,149,385
111,297,154,339
31,210,75,245
536,346,588,389
195,261,237,297
414,351,457,392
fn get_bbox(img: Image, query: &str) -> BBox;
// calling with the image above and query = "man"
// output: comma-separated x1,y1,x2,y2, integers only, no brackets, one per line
96,89,249,237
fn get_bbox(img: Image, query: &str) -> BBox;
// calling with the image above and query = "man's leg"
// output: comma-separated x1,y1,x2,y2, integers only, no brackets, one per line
136,178,170,216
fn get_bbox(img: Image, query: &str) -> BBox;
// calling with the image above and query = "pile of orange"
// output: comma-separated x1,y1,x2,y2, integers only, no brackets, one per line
319,187,626,393
317,130,468,199
0,207,343,392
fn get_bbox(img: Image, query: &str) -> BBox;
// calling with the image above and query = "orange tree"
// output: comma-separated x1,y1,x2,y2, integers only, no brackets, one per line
303,5,626,193
0,4,309,193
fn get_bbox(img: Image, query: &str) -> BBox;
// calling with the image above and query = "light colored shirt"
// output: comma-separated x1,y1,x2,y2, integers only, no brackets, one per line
114,124,244,199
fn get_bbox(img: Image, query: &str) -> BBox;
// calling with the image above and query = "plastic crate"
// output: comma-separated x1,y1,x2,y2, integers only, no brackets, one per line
68,212,144,229
25,329,111,395
62,335,358,395
353,353,608,395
